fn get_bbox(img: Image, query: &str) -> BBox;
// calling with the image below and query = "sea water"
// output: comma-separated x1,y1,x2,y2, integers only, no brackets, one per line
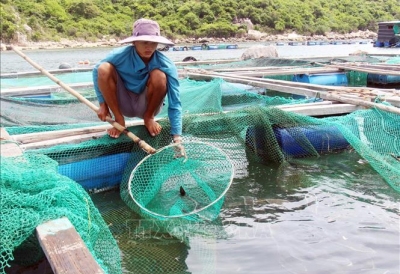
91,149,399,273
2,42,399,273
1,42,399,74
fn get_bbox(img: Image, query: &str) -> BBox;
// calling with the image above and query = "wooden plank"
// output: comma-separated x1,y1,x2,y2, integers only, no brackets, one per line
0,128,23,157
0,68,93,78
221,68,341,76
1,82,93,96
36,217,104,274
324,63,400,76
276,101,334,109
280,103,362,116
13,119,147,144
21,131,106,150
0,127,12,140
0,142,23,157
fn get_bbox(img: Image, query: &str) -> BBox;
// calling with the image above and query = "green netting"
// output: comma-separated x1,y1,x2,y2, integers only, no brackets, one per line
0,153,121,273
126,141,234,221
386,57,400,64
1,67,399,273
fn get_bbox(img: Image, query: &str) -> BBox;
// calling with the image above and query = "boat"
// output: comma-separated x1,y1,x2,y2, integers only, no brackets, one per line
191,45,202,50
226,44,239,49
172,46,189,51
171,44,239,51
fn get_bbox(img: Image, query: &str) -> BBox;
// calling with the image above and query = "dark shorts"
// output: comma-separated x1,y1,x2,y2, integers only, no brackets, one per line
117,74,163,118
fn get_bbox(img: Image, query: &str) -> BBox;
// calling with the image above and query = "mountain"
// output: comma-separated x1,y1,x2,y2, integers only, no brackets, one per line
1,0,399,43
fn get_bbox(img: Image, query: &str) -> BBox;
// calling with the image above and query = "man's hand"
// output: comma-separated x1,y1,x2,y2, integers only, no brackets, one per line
97,103,111,122
173,136,186,158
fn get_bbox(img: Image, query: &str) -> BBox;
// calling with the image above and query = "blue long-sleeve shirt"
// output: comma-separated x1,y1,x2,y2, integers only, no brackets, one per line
93,45,182,135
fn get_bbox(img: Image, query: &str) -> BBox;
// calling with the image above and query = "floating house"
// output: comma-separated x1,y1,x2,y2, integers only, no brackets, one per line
375,20,400,47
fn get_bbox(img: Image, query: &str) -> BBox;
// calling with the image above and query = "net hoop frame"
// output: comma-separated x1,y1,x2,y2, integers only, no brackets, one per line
127,141,235,219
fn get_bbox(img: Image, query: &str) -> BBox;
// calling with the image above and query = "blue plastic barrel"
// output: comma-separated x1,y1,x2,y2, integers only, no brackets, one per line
245,125,349,158
207,45,219,50
293,73,348,86
367,74,400,85
274,126,350,157
58,153,133,190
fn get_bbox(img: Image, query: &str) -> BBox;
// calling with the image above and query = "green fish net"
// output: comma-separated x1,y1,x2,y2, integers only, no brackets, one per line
127,141,234,221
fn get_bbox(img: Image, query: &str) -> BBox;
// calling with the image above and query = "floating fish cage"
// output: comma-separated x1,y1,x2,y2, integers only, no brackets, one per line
2,61,400,274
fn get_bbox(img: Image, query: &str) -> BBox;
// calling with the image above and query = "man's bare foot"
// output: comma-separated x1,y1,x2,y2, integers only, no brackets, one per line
107,117,125,138
144,118,162,136
107,127,122,138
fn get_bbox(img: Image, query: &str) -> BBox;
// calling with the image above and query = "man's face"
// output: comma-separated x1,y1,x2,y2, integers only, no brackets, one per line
134,41,158,61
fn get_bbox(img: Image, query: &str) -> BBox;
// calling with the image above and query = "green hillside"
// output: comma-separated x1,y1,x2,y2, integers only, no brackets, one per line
1,0,399,43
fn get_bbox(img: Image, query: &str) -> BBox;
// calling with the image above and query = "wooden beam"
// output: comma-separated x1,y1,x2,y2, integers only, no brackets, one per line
221,68,341,76
0,127,12,140
36,217,104,274
21,131,106,150
280,103,362,116
276,101,334,109
0,128,23,157
323,63,400,76
1,82,93,96
0,68,93,78
0,142,23,157
13,119,147,145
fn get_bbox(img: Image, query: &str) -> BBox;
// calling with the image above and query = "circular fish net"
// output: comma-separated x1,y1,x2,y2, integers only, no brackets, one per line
128,141,234,220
